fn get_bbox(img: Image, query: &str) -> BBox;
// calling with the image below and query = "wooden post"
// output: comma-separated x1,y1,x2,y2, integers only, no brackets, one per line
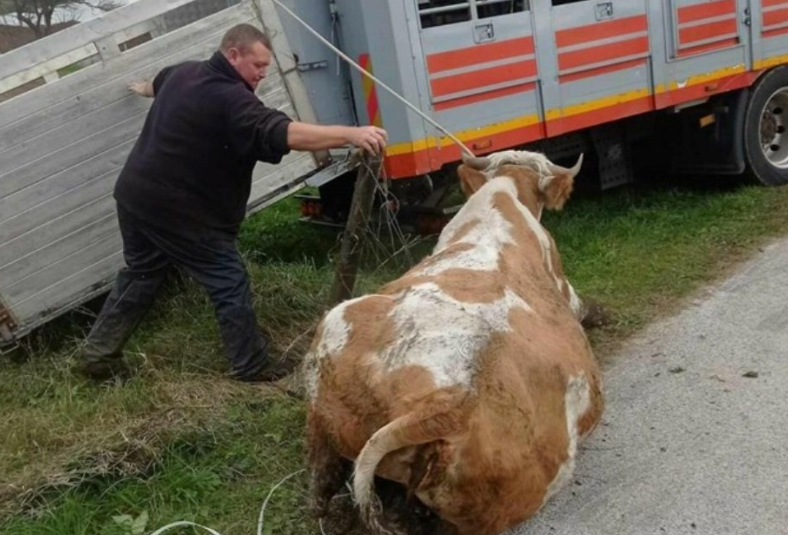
329,153,381,305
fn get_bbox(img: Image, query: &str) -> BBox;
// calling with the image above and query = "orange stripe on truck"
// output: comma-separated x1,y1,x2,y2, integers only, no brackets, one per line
426,36,534,74
764,26,788,39
430,60,537,97
764,7,788,27
433,82,536,111
678,0,736,24
679,19,738,45
559,58,648,84
555,15,648,48
677,37,740,57
558,36,649,71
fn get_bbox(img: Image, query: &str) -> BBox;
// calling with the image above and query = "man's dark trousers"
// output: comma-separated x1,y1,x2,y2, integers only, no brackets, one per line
82,204,267,379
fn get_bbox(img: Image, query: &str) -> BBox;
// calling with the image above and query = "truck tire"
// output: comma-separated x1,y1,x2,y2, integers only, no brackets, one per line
744,66,788,186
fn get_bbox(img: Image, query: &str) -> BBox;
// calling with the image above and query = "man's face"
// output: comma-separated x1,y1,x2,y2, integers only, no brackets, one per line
226,41,272,90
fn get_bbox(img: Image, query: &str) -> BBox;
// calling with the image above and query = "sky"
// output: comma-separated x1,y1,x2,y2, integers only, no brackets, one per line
73,0,139,23
0,0,140,26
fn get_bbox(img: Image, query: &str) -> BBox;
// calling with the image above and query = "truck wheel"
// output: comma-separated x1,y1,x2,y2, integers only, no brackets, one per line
745,66,788,186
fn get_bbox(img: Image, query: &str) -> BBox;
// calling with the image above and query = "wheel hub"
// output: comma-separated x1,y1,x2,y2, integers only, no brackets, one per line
760,88,788,169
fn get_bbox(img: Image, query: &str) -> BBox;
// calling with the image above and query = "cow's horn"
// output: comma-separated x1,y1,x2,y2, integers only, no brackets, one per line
568,153,583,177
547,153,584,177
462,153,492,170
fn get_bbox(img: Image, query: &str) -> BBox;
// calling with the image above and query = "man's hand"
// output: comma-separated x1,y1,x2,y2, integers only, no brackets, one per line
287,123,388,153
347,126,388,155
128,80,154,98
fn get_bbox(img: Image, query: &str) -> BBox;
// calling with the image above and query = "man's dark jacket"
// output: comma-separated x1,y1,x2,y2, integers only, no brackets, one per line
114,51,292,237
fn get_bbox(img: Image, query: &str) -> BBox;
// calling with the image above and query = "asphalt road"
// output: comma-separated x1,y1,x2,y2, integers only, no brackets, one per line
514,238,788,535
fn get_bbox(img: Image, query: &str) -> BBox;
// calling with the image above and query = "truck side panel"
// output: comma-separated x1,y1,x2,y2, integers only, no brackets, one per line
340,0,786,179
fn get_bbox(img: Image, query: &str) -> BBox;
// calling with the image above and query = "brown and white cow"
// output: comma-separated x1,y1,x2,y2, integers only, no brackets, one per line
303,150,604,535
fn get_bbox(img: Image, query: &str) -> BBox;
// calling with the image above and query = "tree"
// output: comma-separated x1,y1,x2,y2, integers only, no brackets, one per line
0,0,121,38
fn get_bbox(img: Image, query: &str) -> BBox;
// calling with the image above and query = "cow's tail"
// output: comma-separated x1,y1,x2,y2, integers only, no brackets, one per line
353,391,468,535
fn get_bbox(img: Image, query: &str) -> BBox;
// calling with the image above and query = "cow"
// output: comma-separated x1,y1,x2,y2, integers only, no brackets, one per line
303,150,604,535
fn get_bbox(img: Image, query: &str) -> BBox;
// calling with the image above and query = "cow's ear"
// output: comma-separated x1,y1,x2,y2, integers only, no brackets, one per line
542,171,574,211
458,165,488,198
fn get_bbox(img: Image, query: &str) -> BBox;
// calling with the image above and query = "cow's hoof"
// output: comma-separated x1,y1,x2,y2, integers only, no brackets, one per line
581,299,613,329
308,496,330,519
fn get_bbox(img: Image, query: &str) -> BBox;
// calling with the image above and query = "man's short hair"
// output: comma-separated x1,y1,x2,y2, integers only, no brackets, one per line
220,23,271,53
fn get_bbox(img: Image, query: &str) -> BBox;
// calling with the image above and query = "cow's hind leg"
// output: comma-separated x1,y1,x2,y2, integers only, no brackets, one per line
307,410,349,518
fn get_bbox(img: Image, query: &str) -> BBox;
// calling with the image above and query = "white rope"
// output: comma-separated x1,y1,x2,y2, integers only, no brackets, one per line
257,469,307,535
146,469,306,535
148,521,223,535
269,0,475,158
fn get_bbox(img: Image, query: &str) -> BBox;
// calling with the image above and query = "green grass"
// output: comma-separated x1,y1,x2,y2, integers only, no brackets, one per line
0,397,310,535
543,180,788,347
2,179,788,535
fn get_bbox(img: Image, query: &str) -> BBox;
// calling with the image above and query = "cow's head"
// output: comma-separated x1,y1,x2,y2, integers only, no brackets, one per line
458,150,583,218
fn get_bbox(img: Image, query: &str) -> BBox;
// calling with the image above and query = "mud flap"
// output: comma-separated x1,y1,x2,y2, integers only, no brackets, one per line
665,89,748,175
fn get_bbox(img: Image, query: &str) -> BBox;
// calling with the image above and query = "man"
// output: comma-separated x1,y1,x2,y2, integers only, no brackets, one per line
76,23,387,383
